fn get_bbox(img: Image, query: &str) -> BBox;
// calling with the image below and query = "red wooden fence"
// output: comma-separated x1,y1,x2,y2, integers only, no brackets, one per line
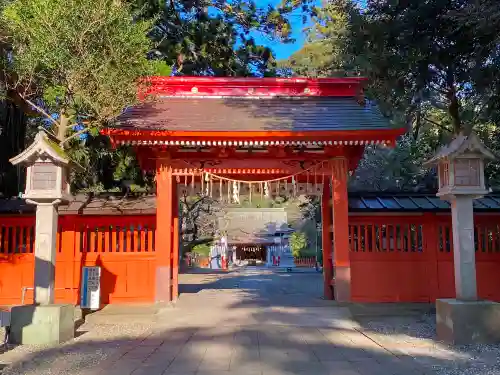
294,257,316,267
2,212,500,306
349,213,500,302
0,214,156,306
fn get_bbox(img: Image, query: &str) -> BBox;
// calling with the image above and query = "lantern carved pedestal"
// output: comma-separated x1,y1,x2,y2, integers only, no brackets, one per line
8,131,75,345
426,132,500,344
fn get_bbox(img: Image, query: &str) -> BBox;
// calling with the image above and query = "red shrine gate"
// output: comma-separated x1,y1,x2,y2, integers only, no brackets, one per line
103,77,404,302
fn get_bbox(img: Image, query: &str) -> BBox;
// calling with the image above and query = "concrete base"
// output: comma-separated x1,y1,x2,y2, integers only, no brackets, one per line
9,304,75,345
436,299,500,345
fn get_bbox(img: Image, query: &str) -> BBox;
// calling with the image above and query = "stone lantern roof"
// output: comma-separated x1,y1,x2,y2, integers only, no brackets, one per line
9,131,70,166
424,131,496,166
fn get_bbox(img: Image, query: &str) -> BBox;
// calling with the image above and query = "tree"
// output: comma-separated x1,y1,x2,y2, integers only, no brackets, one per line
289,231,308,258
181,194,220,252
287,1,500,135
347,0,500,136
0,100,26,197
131,0,307,76
280,0,360,77
2,0,163,145
284,1,500,191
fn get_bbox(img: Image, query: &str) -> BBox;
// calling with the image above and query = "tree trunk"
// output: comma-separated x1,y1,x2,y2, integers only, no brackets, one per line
448,92,462,134
446,69,462,134
0,100,27,197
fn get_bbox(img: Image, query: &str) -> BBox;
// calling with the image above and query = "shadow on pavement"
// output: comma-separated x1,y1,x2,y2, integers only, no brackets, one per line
2,270,498,374
0,323,474,375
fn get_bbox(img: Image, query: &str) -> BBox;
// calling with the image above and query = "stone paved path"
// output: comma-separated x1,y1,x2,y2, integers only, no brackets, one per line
0,268,496,375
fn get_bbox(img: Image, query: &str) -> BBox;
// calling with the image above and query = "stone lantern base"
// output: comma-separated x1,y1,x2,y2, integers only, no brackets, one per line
9,304,75,345
436,299,500,344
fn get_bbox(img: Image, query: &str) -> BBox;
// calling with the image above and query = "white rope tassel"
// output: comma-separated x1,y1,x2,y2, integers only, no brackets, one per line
264,182,270,199
205,173,210,196
232,180,240,204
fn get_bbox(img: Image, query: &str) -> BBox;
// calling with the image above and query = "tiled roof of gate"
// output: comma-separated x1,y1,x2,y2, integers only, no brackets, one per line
114,97,393,132
348,194,500,211
2,193,500,215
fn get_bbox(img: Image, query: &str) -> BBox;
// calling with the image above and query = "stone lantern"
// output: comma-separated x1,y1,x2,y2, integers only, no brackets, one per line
8,131,75,345
425,131,500,344
428,132,493,199
10,131,72,205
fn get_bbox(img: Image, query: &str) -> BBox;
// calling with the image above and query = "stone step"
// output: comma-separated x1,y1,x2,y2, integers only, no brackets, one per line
348,303,435,318
82,303,171,325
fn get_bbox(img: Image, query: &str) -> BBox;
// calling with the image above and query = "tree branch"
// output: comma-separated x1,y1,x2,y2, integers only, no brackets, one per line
423,117,453,133
21,96,59,127
61,127,90,144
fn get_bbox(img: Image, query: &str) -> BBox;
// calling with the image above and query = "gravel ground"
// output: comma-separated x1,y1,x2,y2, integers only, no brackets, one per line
0,322,154,375
357,313,500,375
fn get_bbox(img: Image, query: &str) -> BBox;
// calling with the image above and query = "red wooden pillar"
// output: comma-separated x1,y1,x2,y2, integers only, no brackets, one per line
331,158,351,302
321,180,334,300
172,179,180,301
155,158,174,302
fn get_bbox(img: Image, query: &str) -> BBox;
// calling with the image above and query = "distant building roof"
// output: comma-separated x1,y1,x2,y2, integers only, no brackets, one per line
2,192,500,215
217,208,289,244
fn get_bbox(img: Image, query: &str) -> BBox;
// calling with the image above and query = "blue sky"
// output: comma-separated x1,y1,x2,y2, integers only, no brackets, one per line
254,0,366,60
253,0,313,60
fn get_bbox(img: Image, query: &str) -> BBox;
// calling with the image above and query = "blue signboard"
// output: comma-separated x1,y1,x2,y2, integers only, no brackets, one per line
80,266,101,310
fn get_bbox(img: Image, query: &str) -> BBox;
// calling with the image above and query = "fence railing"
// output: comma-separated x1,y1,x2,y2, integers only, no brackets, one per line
0,216,35,256
294,256,316,267
348,213,500,302
0,214,157,305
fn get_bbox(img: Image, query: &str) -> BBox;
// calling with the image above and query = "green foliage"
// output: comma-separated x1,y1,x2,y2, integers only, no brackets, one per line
130,0,310,76
68,135,152,193
284,0,500,192
289,231,308,258
191,243,211,257
3,0,157,142
288,0,500,134
350,0,499,134
280,0,360,77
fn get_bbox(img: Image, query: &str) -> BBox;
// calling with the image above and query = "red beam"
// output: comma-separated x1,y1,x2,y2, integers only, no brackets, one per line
139,76,367,99
163,150,347,160
103,128,404,142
